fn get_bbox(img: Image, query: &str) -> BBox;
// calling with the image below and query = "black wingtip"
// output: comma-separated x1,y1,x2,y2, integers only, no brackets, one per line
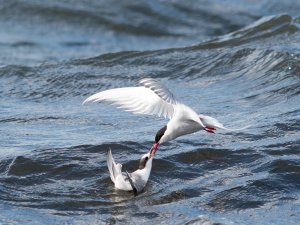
125,170,138,196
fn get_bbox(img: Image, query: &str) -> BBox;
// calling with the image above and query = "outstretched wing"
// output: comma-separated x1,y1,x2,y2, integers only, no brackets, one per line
83,78,178,119
107,148,122,183
139,78,177,105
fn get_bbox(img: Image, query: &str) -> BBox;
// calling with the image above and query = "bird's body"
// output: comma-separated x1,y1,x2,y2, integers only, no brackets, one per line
84,78,249,154
107,149,153,194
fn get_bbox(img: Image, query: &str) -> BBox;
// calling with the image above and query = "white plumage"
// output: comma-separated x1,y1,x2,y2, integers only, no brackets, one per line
83,79,175,119
107,148,153,194
84,78,249,154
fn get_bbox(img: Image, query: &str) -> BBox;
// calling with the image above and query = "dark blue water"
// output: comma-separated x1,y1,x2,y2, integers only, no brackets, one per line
0,1,300,224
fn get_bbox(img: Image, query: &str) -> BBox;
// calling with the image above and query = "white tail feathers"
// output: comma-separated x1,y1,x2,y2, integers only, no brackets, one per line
199,114,251,131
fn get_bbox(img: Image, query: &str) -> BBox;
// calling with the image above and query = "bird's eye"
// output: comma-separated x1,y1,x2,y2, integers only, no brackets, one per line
145,157,148,161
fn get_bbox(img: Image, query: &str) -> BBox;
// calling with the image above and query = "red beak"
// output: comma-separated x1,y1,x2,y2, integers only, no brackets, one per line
150,143,159,157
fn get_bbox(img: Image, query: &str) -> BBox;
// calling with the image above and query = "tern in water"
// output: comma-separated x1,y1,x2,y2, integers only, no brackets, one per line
107,148,153,195
84,78,249,155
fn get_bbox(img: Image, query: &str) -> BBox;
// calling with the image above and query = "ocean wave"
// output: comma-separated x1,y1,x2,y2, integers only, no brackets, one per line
0,2,300,223
196,14,299,49
0,138,298,213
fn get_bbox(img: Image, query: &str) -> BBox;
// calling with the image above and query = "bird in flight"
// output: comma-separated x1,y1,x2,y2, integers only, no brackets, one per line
84,78,248,155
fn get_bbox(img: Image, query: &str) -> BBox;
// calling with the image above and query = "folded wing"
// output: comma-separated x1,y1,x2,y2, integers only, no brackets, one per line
130,173,147,194
125,171,138,196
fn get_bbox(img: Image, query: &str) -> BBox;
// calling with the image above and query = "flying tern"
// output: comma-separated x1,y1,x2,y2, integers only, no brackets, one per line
84,78,249,155
107,148,153,195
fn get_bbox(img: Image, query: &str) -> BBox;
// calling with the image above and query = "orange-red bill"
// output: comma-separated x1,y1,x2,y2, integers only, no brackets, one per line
150,143,159,157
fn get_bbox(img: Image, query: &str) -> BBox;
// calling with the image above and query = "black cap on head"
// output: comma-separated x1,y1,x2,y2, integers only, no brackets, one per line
139,156,149,169
155,125,167,143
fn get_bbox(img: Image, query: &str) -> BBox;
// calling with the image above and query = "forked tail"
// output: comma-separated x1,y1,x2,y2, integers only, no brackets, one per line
199,114,251,132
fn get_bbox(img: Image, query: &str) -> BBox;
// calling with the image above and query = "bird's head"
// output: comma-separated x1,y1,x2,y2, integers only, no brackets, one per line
139,151,153,170
149,125,167,156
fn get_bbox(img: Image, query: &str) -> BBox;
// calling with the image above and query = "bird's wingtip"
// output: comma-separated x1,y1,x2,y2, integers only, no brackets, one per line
82,97,90,105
